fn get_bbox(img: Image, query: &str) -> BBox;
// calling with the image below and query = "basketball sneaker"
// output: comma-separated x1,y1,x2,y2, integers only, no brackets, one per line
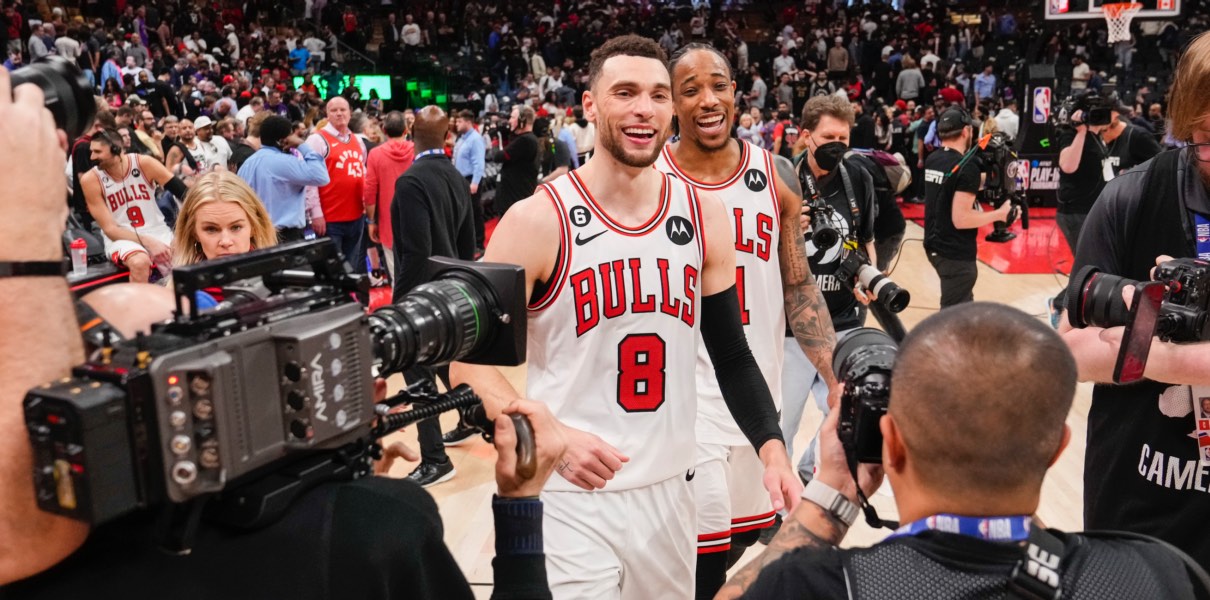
406,460,456,488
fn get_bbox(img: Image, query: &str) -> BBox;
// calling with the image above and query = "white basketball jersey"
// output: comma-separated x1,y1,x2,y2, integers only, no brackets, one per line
527,170,705,492
654,140,785,446
93,154,171,243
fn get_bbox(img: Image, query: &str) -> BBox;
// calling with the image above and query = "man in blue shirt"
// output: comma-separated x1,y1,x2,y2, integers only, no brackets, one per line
452,109,487,252
237,115,330,241
974,65,997,103
289,45,311,75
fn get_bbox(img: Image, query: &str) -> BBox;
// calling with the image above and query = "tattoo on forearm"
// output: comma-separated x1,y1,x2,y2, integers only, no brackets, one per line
719,503,848,597
780,218,837,380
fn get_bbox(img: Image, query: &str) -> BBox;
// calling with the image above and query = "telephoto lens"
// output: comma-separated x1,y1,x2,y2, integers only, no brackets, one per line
856,263,910,312
10,56,96,140
1065,265,1135,330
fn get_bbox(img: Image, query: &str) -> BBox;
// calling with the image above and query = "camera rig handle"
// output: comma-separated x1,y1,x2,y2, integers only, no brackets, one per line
170,239,367,321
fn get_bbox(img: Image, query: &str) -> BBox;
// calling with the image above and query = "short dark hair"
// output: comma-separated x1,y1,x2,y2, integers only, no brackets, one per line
259,115,292,149
668,43,733,83
456,109,476,122
891,303,1076,495
383,111,407,138
588,34,667,91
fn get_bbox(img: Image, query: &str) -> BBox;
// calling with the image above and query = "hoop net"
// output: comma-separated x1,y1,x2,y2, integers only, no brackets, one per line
1103,2,1143,43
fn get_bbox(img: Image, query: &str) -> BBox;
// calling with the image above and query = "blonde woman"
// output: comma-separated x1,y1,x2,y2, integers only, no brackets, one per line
173,170,278,266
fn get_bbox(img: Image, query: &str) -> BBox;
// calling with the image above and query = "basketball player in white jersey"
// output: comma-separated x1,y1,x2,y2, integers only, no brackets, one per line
451,35,799,599
81,129,190,283
652,44,843,599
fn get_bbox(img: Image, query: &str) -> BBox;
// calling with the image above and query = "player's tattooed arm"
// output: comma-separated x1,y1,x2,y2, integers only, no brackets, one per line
716,501,848,599
771,155,839,390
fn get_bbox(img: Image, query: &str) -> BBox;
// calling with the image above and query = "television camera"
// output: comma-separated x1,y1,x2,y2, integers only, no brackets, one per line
24,239,531,543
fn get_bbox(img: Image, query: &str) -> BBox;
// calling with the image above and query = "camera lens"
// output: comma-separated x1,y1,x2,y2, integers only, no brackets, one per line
1065,265,1135,329
368,274,496,376
10,57,96,141
857,264,910,313
811,226,839,251
833,328,898,381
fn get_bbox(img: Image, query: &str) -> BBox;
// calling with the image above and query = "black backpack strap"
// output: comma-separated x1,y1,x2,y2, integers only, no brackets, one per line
1007,526,1065,600
1080,529,1210,598
1130,149,1183,260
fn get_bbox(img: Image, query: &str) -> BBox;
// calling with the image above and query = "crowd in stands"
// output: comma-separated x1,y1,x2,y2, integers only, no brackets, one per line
0,0,1205,270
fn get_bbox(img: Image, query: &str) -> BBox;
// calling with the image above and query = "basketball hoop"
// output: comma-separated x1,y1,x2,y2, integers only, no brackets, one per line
1103,2,1143,43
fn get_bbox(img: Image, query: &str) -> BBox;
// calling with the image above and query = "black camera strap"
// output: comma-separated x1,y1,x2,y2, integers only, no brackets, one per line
799,161,862,227
1007,526,1066,600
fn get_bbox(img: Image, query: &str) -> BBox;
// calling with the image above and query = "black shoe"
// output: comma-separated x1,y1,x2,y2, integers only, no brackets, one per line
903,196,925,205
406,460,456,488
442,422,478,447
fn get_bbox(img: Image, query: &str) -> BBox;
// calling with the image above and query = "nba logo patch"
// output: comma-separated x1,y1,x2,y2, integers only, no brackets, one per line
1033,87,1051,124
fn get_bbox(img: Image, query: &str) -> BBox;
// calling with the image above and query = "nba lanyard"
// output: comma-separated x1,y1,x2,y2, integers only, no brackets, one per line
416,148,446,160
1195,213,1210,261
884,514,1032,543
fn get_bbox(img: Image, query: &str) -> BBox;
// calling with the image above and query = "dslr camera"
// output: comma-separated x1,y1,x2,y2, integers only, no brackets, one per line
24,240,527,530
803,199,912,313
833,328,899,465
1066,258,1210,383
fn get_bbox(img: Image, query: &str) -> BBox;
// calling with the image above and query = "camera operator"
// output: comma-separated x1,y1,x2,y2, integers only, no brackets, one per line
923,108,1013,308
783,95,877,482
1055,96,1112,256
1060,31,1210,569
0,68,560,599
719,303,1202,599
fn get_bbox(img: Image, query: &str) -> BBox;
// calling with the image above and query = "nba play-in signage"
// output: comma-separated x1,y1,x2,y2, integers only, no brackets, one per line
1014,159,1060,191
1033,87,1052,124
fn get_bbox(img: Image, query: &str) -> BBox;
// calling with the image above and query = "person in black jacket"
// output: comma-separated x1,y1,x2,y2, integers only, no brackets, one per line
719,303,1203,600
491,105,540,216
390,105,478,488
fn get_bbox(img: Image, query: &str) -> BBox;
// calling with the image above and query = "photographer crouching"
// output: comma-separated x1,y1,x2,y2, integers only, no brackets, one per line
1059,31,1210,571
923,108,1013,308
717,303,1204,599
0,66,561,599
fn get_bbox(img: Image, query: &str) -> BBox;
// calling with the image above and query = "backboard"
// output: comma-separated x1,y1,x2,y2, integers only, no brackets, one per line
1044,0,1181,20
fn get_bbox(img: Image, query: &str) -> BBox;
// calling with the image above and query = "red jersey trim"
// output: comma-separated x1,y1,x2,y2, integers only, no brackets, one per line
527,184,572,313
761,148,782,231
660,141,750,190
731,510,778,533
686,182,706,266
568,170,669,237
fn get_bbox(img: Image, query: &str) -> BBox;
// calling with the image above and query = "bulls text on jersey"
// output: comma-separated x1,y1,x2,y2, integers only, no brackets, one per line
105,182,153,212
571,257,698,336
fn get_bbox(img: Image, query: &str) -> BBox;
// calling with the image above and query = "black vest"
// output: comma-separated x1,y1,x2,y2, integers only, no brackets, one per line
1083,149,1210,569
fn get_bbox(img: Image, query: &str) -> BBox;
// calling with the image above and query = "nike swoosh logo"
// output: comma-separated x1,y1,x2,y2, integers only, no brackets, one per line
575,230,607,246
686,469,696,482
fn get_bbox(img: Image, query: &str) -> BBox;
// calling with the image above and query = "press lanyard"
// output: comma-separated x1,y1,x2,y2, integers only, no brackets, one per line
416,148,446,160
884,514,1032,543
1195,213,1210,261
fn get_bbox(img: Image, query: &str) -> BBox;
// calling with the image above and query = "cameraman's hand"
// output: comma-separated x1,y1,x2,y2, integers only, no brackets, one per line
1150,254,1176,281
853,286,876,305
816,403,884,502
0,67,69,258
1071,110,1087,134
800,208,812,233
555,422,629,490
494,399,567,498
993,201,1014,222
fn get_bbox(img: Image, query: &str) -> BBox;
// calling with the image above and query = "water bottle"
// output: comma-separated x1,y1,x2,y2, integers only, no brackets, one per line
70,238,88,276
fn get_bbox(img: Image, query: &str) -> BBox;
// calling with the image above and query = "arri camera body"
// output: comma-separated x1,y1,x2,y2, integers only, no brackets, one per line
25,240,527,529
1066,258,1210,383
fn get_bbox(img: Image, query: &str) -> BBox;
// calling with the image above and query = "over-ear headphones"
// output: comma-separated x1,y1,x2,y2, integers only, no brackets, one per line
97,128,123,155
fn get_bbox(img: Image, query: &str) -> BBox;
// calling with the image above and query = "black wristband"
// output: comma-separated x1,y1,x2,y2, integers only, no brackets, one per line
493,495,544,556
0,259,68,278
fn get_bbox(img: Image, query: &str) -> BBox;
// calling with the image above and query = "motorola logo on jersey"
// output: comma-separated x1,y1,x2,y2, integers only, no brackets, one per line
666,216,695,246
130,168,141,179
569,205,592,228
744,168,768,192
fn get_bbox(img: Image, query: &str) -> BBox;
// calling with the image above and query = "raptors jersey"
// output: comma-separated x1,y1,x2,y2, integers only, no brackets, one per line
527,170,705,492
654,140,785,446
93,154,171,244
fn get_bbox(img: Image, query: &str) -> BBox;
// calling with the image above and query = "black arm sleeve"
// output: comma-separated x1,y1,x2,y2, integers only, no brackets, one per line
700,285,785,453
491,497,552,600
165,176,188,201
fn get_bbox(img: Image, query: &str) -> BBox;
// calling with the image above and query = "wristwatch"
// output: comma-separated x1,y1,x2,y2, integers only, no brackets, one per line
802,479,860,527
